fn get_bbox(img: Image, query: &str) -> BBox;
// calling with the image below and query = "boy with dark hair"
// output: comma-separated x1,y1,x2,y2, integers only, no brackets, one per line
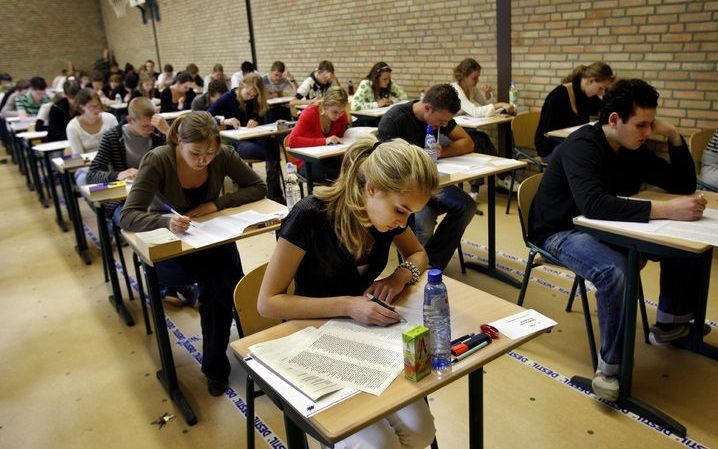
191,79,229,111
377,83,476,269
15,76,49,116
529,79,707,401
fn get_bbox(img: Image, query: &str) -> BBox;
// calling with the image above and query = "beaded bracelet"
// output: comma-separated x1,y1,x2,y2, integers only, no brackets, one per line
397,261,420,285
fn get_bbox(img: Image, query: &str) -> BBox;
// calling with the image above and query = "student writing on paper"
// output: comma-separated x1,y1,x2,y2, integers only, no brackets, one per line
66,88,119,185
378,84,477,269
535,62,615,164
529,79,707,402
258,137,438,449
120,111,266,396
0,79,29,119
15,76,49,118
262,60,298,122
230,60,258,89
202,63,231,93
89,71,113,107
286,86,349,183
44,79,81,143
159,71,197,113
88,97,169,215
350,61,408,113
208,73,283,203
102,74,127,103
129,73,161,102
157,64,174,91
191,79,228,112
185,63,204,90
451,58,515,197
291,60,339,107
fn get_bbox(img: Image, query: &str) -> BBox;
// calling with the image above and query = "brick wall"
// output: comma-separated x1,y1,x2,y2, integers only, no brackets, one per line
96,0,717,134
0,0,107,83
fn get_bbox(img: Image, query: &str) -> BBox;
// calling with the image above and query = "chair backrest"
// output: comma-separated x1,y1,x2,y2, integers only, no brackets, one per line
283,133,301,166
233,263,282,338
517,173,544,243
688,129,714,174
511,110,541,151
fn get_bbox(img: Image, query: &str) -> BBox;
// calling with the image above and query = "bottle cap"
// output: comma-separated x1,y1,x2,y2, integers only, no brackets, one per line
286,162,296,173
428,268,442,283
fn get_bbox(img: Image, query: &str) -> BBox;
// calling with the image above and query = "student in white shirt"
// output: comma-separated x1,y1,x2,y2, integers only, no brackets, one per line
451,58,513,118
66,88,118,184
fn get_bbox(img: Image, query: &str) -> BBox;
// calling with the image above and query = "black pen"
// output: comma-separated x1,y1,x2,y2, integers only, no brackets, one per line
365,293,407,323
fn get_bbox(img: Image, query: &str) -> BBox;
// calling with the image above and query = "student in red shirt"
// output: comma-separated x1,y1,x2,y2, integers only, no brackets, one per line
287,86,349,182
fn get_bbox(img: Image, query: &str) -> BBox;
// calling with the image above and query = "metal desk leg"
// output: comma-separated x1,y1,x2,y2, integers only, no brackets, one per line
16,137,34,190
463,174,522,287
62,171,91,264
570,247,686,437
43,153,68,232
304,162,314,194
25,144,47,207
94,204,135,326
673,249,718,360
283,413,310,449
469,368,484,449
141,261,198,426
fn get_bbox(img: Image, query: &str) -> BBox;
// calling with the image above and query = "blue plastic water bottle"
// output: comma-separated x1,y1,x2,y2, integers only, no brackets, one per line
424,125,439,162
423,268,451,373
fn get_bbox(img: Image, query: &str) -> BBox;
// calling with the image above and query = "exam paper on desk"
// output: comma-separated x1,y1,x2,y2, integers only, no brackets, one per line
176,209,287,249
251,319,410,397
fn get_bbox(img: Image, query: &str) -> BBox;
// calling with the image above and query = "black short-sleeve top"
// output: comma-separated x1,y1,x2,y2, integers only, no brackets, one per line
278,195,405,298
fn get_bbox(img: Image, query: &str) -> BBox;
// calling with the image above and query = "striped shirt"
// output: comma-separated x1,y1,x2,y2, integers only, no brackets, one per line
15,92,49,116
87,124,166,184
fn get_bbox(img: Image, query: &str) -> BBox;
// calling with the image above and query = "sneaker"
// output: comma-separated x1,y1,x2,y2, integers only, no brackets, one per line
177,283,200,308
207,377,228,397
591,370,619,402
649,322,711,346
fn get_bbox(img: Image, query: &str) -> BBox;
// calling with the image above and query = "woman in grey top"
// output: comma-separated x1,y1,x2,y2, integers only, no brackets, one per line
121,111,267,396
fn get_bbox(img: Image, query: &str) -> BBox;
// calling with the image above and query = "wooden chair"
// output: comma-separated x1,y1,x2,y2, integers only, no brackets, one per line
234,263,439,449
689,129,718,192
233,263,285,449
515,174,649,370
506,111,545,214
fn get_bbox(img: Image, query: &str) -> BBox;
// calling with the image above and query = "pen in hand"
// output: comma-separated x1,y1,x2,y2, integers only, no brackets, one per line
365,293,407,323
165,203,197,230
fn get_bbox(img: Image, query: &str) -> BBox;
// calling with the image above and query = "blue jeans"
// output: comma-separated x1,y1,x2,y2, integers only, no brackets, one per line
543,230,700,376
415,185,476,269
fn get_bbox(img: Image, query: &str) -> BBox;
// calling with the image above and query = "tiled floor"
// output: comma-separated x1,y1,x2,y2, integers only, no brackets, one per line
0,153,716,449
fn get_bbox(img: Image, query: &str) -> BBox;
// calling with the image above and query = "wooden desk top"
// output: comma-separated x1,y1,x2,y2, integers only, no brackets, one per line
285,128,378,160
454,114,514,129
51,151,96,173
437,153,527,188
547,122,666,143
573,190,718,253
219,123,291,142
231,274,544,443
33,140,70,152
350,100,411,118
267,96,294,106
16,130,47,140
122,198,286,265
158,110,191,121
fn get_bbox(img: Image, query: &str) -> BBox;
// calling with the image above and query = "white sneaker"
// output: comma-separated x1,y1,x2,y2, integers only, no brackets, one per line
468,191,478,202
591,370,619,401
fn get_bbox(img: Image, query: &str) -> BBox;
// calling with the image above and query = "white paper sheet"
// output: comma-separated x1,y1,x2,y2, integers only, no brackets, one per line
488,309,557,340
575,208,718,247
177,209,287,248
